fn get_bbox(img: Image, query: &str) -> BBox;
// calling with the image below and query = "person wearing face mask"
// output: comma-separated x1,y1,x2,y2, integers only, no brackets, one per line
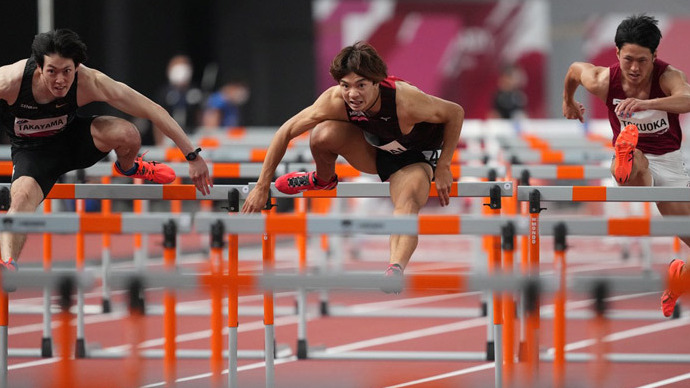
0,29,212,275
241,42,464,293
561,14,690,317
152,55,204,145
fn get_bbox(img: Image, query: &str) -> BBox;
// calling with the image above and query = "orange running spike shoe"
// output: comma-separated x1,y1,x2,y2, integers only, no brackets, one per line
661,259,686,317
613,124,639,184
274,171,337,195
115,153,176,184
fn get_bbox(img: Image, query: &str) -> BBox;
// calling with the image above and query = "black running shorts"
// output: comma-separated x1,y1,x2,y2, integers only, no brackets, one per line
375,149,438,182
11,115,110,197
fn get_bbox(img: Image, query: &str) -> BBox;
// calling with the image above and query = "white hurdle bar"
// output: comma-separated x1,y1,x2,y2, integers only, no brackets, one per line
517,185,690,202
193,213,690,238
505,149,612,164
53,162,505,181
0,213,192,233
0,181,513,201
512,165,612,180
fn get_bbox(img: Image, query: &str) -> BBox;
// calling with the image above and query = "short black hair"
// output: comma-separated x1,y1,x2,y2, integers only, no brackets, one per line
31,29,88,68
615,14,662,53
329,41,388,84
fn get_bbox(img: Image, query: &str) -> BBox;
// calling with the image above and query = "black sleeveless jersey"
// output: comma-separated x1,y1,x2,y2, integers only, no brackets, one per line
0,57,79,147
345,76,444,154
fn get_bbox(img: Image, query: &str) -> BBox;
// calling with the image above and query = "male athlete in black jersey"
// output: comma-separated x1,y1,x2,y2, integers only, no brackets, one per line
0,29,212,272
242,42,464,293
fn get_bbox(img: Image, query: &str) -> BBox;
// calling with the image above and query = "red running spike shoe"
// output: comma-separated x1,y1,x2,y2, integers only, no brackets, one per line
613,124,639,184
661,259,686,317
275,171,337,195
115,153,176,184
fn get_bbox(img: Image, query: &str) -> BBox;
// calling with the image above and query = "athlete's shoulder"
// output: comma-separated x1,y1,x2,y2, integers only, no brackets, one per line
659,62,687,78
0,59,28,102
308,85,348,120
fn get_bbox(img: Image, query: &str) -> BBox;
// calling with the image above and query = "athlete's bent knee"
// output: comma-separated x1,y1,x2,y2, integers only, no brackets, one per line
310,122,342,149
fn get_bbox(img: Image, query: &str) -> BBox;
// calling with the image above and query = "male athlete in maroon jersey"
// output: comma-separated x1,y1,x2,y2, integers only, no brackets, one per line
562,15,690,317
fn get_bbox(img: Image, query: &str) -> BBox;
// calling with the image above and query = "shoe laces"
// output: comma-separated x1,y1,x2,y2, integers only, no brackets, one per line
136,152,161,180
662,289,677,303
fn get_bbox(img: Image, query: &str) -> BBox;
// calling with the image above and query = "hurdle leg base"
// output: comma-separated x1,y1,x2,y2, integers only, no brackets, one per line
41,337,52,358
102,299,111,314
486,341,494,361
320,300,329,316
297,339,308,359
75,338,86,358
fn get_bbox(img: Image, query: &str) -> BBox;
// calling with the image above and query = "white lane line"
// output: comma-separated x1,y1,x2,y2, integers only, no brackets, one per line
137,317,490,388
8,358,59,370
545,317,690,354
383,363,496,388
139,357,300,388
324,317,486,354
9,311,128,336
635,372,690,388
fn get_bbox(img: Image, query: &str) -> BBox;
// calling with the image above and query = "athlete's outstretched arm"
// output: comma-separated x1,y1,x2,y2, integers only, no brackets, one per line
76,65,212,194
562,62,609,122
241,87,346,213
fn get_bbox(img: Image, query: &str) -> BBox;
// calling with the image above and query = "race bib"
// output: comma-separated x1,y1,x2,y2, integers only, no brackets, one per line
14,115,68,137
613,99,669,135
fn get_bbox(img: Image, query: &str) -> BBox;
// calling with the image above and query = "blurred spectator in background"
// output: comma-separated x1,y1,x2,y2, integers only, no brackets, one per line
150,54,204,145
202,80,250,128
489,64,528,119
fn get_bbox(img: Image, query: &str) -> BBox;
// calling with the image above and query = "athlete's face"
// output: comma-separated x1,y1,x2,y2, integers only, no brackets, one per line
40,54,77,98
616,43,656,87
339,73,379,112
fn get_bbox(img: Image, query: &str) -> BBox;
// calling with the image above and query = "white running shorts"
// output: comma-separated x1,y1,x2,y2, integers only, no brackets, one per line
645,149,690,187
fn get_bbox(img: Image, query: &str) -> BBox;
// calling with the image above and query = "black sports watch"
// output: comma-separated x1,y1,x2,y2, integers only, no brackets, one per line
186,147,202,161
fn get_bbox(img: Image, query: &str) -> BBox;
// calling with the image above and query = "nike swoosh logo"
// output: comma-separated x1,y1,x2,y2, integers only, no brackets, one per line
56,103,67,108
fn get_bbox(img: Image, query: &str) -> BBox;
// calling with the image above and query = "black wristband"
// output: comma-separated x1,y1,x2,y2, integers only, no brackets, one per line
186,147,202,161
